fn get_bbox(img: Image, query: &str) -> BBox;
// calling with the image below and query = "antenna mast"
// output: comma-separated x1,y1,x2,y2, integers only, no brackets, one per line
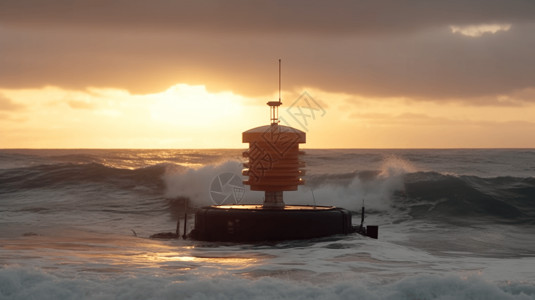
279,59,281,104
267,59,282,125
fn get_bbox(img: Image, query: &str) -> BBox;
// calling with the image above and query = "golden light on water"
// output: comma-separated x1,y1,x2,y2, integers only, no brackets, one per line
2,233,262,272
141,252,259,266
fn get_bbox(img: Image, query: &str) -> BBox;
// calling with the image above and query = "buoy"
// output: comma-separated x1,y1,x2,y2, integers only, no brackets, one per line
188,60,378,242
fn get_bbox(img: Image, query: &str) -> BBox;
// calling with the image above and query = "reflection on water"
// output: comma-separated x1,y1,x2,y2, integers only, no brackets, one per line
0,229,265,277
216,205,335,210
141,252,259,266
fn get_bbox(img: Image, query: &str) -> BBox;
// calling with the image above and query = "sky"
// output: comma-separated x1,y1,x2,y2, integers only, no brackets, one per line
1,0,535,149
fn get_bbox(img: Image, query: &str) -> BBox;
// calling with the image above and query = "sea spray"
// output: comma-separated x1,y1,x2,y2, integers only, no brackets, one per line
163,160,246,208
162,155,414,212
283,154,414,211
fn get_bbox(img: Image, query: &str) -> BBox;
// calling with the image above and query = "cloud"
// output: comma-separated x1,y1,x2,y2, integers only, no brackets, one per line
450,23,512,37
67,100,97,110
0,94,25,111
349,111,459,127
0,112,9,120
1,0,534,35
1,0,535,104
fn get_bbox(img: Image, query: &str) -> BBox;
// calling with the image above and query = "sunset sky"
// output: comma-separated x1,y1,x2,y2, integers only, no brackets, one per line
1,0,535,148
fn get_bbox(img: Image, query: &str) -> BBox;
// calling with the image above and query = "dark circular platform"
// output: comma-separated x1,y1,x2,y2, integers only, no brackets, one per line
189,205,355,242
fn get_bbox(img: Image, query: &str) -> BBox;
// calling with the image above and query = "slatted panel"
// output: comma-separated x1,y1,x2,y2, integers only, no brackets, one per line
242,124,306,192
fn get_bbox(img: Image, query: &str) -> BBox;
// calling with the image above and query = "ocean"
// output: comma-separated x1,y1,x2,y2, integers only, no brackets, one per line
1,148,535,299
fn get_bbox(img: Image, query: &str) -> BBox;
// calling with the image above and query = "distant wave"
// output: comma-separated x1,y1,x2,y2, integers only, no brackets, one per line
0,163,169,193
2,162,534,225
303,170,535,224
401,171,535,224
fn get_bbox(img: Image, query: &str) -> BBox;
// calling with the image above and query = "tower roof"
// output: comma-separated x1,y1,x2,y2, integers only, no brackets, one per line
242,124,306,143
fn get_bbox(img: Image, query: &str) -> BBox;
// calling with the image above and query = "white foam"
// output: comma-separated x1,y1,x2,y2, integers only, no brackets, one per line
163,160,248,208
286,154,411,211
162,157,410,211
1,267,533,300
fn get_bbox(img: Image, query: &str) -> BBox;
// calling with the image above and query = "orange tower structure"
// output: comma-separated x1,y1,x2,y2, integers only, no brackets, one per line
242,67,306,207
242,123,305,207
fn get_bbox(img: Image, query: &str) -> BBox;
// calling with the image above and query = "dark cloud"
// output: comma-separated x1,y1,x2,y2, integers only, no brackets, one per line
1,0,534,103
1,0,534,35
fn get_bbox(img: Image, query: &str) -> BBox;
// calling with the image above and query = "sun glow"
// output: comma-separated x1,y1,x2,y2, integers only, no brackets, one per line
0,84,255,148
2,83,535,148
149,84,243,127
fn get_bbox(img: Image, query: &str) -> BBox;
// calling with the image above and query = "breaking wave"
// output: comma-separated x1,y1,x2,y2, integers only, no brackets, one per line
1,267,534,300
2,159,534,225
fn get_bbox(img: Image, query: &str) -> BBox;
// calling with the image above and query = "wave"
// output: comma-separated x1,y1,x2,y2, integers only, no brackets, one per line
401,172,535,224
1,267,534,300
2,160,534,225
0,162,169,193
306,170,535,224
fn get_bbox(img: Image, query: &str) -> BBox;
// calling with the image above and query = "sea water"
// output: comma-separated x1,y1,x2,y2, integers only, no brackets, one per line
1,149,535,299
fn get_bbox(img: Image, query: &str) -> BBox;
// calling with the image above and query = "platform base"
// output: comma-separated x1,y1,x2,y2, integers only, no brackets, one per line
189,205,354,242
